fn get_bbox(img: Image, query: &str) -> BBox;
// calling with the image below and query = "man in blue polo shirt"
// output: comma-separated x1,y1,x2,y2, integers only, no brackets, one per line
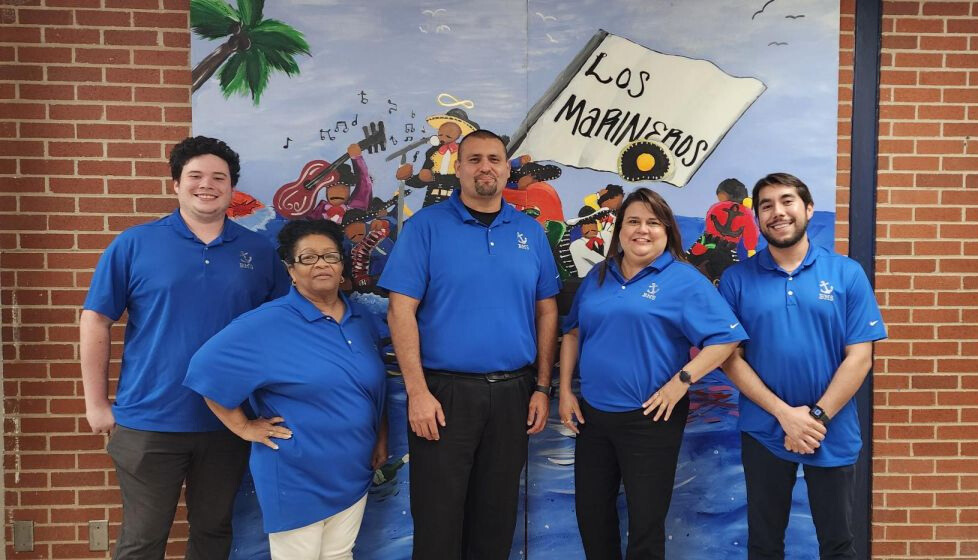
719,172,886,559
80,136,289,559
379,129,560,560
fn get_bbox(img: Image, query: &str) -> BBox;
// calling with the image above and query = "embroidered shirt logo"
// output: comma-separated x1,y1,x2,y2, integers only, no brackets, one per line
239,251,254,270
818,280,834,301
516,231,529,251
642,283,660,300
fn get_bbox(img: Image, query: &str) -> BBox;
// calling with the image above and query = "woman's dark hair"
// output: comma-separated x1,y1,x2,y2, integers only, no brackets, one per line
716,178,748,203
277,219,345,263
598,187,686,285
751,172,813,215
169,136,241,186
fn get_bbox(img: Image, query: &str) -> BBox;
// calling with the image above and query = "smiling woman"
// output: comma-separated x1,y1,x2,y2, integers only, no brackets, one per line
183,219,389,560
559,187,747,559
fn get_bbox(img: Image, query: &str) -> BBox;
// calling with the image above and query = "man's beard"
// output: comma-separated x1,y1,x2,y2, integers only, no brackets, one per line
762,216,808,249
474,175,499,197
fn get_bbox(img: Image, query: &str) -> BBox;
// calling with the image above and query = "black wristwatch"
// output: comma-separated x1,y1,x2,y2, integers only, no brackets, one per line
534,384,554,397
678,369,693,385
809,405,830,425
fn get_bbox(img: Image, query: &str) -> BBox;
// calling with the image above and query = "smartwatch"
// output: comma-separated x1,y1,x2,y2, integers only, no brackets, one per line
534,384,554,397
809,405,830,425
678,369,693,385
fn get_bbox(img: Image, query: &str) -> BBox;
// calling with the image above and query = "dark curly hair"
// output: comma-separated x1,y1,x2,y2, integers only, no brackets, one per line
716,178,748,203
168,136,241,186
276,220,346,264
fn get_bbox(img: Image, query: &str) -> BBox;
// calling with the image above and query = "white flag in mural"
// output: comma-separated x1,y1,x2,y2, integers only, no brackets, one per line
509,31,766,187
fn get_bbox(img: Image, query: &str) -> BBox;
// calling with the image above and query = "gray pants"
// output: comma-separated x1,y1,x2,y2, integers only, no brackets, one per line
107,425,250,560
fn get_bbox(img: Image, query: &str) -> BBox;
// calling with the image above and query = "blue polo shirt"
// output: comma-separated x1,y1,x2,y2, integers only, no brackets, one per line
183,288,387,533
83,210,290,432
564,253,747,412
718,244,886,466
378,190,560,373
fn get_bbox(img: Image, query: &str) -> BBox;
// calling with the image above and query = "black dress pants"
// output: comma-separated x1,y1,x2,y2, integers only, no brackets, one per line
574,396,690,560
106,425,250,560
741,432,857,560
408,370,532,560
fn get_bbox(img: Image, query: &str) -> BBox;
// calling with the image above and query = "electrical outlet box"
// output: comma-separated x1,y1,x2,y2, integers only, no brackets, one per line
89,520,109,551
13,520,34,552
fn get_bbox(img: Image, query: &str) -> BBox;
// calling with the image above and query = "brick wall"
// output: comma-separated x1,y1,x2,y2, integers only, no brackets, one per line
1,1,975,558
860,1,978,557
1,1,191,557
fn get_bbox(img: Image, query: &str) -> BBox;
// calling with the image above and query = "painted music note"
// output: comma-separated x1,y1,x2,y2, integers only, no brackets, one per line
387,99,398,114
389,135,398,146
351,113,358,126
405,123,415,133
359,91,368,104
413,151,419,162
404,135,414,142
283,137,292,149
411,110,416,119
336,121,349,133
320,129,334,141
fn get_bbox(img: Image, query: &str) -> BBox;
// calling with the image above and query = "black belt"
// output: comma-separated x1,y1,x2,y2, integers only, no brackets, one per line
425,366,532,383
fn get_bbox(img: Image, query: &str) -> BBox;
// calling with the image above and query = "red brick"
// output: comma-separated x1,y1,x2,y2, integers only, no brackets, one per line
20,158,75,176
0,63,43,81
77,85,133,102
19,83,74,101
75,9,131,26
77,123,132,140
894,17,945,33
77,160,133,177
48,103,105,120
74,48,130,65
0,101,45,120
19,196,76,213
49,177,104,194
134,86,189,103
133,48,188,67
107,178,166,195
163,30,191,49
106,142,161,159
949,18,978,33
918,70,968,86
105,29,159,46
105,67,161,85
0,139,43,157
893,52,943,68
48,141,104,158
44,26,100,44
105,104,163,122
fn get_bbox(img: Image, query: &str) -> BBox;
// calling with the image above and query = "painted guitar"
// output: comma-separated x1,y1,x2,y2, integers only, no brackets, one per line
273,121,386,219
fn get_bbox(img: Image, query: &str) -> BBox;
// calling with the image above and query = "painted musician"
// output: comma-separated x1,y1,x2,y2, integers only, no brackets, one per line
380,130,560,559
307,143,374,223
395,108,480,207
80,136,290,559
720,173,886,559
559,188,745,559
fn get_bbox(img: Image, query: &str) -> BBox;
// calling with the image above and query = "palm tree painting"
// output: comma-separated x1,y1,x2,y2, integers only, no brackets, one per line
190,0,310,105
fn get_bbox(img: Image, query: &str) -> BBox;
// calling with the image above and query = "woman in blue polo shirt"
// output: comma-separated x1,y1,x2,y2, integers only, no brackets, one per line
184,220,387,560
558,188,747,560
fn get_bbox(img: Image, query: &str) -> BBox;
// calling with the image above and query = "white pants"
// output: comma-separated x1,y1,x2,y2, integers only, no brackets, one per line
268,494,368,560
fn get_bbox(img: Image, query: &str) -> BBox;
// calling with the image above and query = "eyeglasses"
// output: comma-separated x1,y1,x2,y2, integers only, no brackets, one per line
293,252,342,266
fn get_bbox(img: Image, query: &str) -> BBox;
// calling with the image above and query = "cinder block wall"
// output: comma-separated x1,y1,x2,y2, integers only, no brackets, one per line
1,1,976,557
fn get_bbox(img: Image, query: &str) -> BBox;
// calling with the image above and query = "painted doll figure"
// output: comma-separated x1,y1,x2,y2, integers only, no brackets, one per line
395,108,480,207
687,177,759,285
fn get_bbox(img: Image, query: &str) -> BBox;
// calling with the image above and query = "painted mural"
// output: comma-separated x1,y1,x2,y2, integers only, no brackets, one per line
191,1,840,558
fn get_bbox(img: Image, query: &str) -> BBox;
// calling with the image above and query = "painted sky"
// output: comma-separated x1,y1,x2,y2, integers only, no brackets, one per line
191,0,839,218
